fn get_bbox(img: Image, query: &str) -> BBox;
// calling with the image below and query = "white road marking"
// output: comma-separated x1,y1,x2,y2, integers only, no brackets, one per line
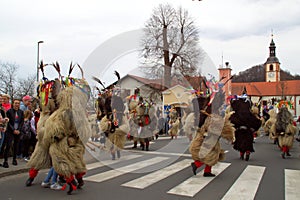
285,169,300,200
221,165,266,200
86,154,142,170
84,157,169,183
167,162,231,197
122,159,192,189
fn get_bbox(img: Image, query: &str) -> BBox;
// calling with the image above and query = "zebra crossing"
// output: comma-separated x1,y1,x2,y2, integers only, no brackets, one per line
84,153,300,199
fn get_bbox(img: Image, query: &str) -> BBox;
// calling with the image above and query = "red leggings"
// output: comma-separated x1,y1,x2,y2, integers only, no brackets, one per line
194,160,212,173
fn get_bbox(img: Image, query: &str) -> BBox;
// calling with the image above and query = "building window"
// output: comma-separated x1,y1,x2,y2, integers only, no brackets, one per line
269,64,273,71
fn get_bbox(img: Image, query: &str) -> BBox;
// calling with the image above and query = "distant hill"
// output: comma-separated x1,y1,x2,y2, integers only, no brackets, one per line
232,64,300,82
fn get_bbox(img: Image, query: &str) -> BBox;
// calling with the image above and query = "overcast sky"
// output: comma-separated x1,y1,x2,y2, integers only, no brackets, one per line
1,0,300,85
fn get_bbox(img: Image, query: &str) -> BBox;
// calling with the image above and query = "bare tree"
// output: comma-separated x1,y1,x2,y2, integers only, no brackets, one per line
0,61,36,100
0,61,18,100
15,74,37,98
140,4,203,88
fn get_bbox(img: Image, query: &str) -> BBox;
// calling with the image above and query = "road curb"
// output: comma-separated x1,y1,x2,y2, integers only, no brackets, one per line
0,167,30,179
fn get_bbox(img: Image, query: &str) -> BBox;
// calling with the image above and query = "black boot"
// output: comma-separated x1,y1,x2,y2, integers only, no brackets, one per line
140,143,144,150
2,161,9,168
286,151,291,156
77,177,84,189
191,162,197,175
281,152,285,159
58,175,66,185
132,141,137,149
240,152,244,160
203,172,216,177
245,154,250,161
26,178,34,186
67,180,78,195
12,159,18,166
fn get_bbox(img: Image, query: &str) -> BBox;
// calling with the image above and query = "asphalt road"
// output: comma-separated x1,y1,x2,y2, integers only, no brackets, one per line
0,134,300,200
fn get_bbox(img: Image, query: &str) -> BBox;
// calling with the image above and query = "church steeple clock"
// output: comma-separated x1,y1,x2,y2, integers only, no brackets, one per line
265,34,280,82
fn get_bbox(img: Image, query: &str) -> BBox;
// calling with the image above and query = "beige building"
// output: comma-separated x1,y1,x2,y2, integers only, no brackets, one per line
161,84,193,116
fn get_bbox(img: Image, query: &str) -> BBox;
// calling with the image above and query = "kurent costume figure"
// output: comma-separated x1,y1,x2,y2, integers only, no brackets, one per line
100,89,129,159
96,71,130,160
128,94,157,151
26,62,92,195
168,107,180,139
263,109,277,144
26,63,62,187
271,103,297,159
189,88,235,176
229,96,262,161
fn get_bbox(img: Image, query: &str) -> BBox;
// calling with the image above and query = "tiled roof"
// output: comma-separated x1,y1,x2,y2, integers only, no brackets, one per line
127,74,204,90
232,80,300,96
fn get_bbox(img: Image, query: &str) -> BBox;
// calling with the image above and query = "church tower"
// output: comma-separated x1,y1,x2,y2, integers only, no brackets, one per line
218,61,232,101
265,35,280,82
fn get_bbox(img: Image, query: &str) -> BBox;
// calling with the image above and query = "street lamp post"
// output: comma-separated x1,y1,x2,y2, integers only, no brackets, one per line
37,41,44,82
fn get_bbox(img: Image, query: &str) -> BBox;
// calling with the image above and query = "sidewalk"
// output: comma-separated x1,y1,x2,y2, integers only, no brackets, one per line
0,150,98,178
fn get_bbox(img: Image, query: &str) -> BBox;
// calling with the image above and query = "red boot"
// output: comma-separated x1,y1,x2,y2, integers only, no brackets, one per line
26,168,39,186
203,165,215,177
191,160,203,175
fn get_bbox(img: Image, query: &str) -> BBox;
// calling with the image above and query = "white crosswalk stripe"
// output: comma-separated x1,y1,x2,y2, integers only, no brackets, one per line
285,169,300,200
84,156,169,183
86,154,142,170
84,155,299,198
167,162,231,197
122,159,192,189
221,165,266,200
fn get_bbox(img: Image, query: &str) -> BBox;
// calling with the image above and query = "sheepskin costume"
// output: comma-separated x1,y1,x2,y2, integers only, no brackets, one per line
189,91,235,176
190,112,235,166
229,97,262,161
26,79,62,186
137,105,157,150
168,108,180,138
263,109,277,141
271,106,297,158
45,85,91,177
99,94,129,158
251,105,263,137
127,96,157,150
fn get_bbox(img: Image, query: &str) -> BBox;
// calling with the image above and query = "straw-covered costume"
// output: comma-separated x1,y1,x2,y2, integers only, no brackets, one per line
26,62,92,195
26,62,62,186
189,76,235,176
271,102,297,159
127,88,157,151
263,109,277,143
168,107,180,139
96,71,129,160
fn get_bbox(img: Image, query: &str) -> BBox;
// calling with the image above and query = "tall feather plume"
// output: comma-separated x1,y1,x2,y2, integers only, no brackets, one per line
50,62,62,80
95,87,101,93
92,76,106,89
114,70,120,81
68,61,74,77
76,64,84,79
39,60,48,78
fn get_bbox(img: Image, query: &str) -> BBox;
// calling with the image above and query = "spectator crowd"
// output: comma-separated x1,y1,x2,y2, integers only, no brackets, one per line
0,93,39,168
